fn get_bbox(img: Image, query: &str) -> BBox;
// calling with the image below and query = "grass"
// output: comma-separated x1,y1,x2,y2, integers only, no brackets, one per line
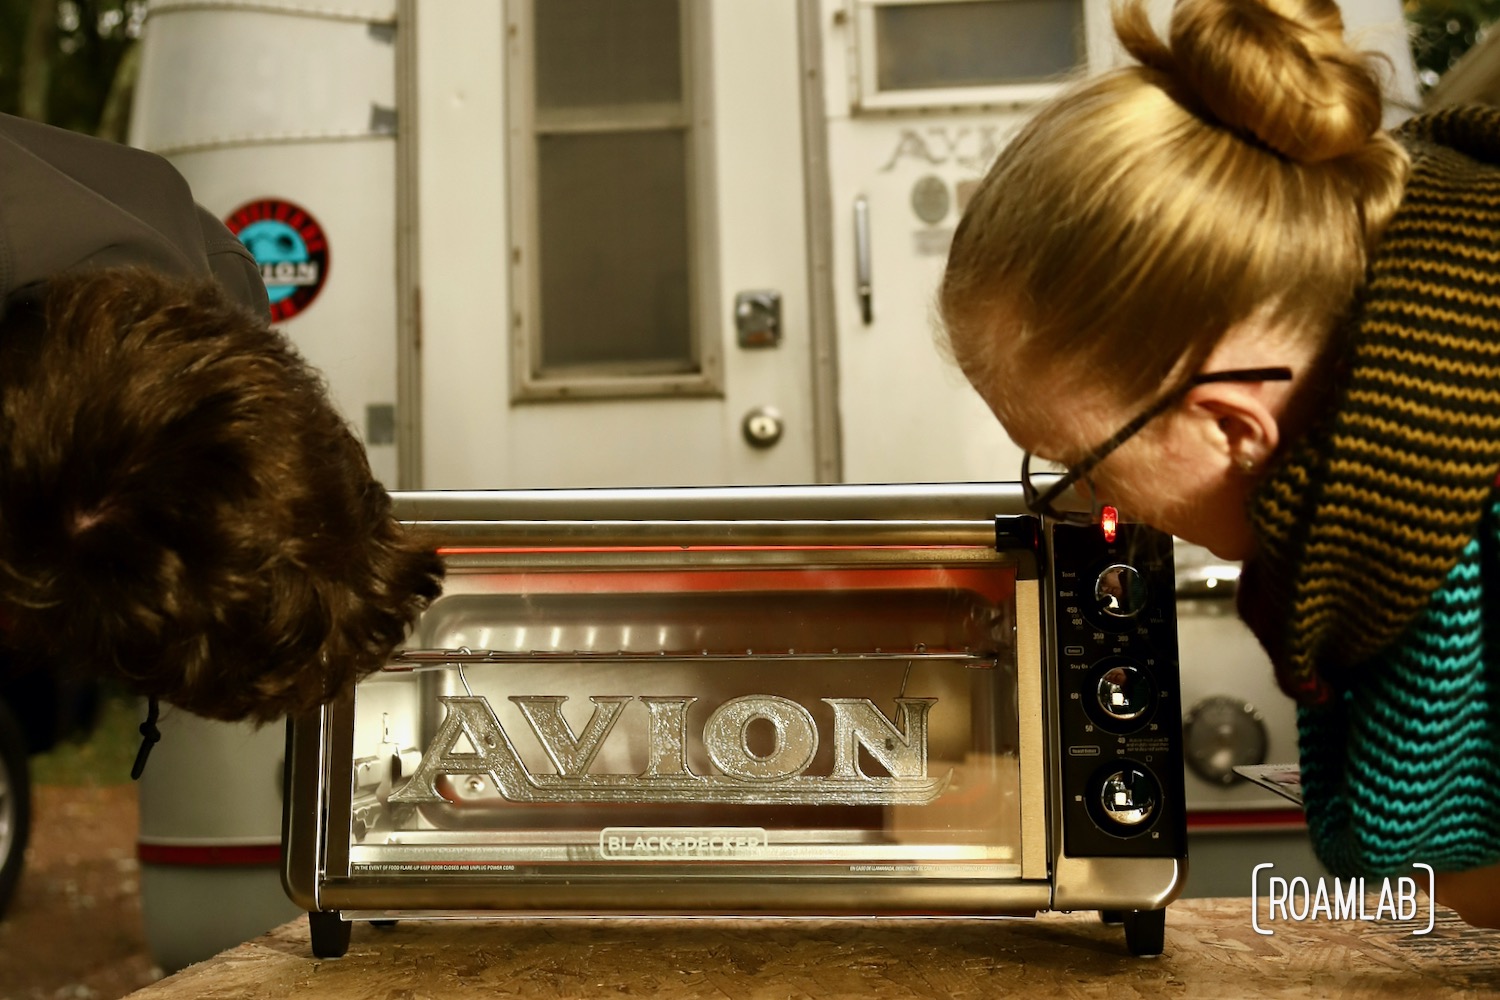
30,692,144,787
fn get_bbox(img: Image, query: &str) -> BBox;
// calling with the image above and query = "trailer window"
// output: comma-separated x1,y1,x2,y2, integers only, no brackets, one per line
511,0,719,399
852,0,1085,111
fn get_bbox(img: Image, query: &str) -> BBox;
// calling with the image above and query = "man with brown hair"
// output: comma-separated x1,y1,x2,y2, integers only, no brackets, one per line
0,111,444,726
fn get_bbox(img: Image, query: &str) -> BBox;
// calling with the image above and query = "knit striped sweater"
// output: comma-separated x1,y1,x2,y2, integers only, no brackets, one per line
1297,505,1500,875
1241,106,1500,876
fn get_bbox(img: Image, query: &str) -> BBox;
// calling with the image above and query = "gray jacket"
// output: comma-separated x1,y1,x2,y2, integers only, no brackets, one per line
0,112,267,317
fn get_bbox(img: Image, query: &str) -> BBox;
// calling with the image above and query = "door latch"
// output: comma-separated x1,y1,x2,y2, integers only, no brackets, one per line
735,291,782,348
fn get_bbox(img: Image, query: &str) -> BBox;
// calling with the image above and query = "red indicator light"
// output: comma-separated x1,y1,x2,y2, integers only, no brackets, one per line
1100,505,1119,543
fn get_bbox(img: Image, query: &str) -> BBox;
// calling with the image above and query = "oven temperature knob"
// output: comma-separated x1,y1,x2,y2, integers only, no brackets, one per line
1097,766,1159,829
1096,663,1153,722
1095,564,1148,618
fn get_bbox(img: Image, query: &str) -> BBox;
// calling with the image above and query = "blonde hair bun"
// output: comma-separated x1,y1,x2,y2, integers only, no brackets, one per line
1117,0,1385,163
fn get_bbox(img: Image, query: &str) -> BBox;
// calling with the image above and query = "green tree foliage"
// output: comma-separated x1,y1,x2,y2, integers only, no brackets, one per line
1406,0,1500,88
0,0,144,139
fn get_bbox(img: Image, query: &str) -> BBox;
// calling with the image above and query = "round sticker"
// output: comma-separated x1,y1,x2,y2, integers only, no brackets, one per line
224,199,330,322
910,175,951,226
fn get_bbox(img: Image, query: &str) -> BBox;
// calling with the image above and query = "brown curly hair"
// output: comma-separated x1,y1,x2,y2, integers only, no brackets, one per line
0,268,444,722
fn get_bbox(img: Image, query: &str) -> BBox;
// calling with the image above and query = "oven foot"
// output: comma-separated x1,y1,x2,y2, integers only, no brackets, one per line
1123,908,1166,957
308,910,352,958
1098,909,1124,925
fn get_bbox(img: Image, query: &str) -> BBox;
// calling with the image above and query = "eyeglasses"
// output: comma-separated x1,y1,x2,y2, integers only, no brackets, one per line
1020,367,1294,525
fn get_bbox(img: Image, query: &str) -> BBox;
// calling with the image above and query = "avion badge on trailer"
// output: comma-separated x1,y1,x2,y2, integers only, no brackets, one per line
225,198,330,322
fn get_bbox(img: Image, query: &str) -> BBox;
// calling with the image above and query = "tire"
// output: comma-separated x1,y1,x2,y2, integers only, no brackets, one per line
0,697,32,919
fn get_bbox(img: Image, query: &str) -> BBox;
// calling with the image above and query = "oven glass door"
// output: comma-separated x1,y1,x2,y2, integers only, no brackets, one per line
343,543,1033,884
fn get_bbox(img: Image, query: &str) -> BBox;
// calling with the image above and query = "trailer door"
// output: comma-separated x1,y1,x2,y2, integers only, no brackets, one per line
411,0,817,489
811,0,1418,486
812,0,1116,485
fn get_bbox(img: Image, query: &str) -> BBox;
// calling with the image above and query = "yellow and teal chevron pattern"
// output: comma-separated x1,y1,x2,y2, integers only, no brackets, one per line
1248,105,1500,705
1298,518,1500,875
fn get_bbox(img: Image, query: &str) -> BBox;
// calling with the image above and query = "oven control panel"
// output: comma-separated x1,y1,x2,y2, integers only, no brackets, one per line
1048,523,1186,859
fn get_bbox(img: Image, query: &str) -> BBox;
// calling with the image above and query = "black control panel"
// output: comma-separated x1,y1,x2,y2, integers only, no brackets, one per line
1049,522,1186,859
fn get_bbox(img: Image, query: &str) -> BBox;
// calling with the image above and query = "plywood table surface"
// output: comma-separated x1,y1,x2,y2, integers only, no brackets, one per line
124,898,1500,999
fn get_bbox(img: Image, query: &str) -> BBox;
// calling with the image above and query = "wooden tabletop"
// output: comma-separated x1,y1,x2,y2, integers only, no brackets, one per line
124,898,1500,999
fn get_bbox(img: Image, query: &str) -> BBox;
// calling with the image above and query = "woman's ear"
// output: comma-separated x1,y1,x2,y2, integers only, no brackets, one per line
1184,381,1281,475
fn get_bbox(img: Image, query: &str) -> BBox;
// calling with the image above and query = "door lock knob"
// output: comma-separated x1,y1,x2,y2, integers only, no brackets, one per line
742,407,784,448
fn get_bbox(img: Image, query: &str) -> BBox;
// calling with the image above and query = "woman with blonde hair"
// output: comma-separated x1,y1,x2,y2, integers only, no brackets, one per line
941,0,1500,924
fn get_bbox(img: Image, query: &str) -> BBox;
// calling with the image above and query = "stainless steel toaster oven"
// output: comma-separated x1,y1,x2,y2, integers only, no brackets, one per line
283,484,1186,958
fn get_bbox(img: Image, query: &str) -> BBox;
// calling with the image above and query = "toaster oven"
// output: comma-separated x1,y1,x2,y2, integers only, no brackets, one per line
282,484,1187,958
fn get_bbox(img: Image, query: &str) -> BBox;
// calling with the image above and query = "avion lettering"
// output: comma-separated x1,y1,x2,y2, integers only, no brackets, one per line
390,694,950,806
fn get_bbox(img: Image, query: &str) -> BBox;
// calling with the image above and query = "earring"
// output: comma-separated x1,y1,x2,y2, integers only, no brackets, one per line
1236,455,1258,474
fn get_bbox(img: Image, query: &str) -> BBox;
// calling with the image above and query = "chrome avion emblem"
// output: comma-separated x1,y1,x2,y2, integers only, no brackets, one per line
390,694,950,806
